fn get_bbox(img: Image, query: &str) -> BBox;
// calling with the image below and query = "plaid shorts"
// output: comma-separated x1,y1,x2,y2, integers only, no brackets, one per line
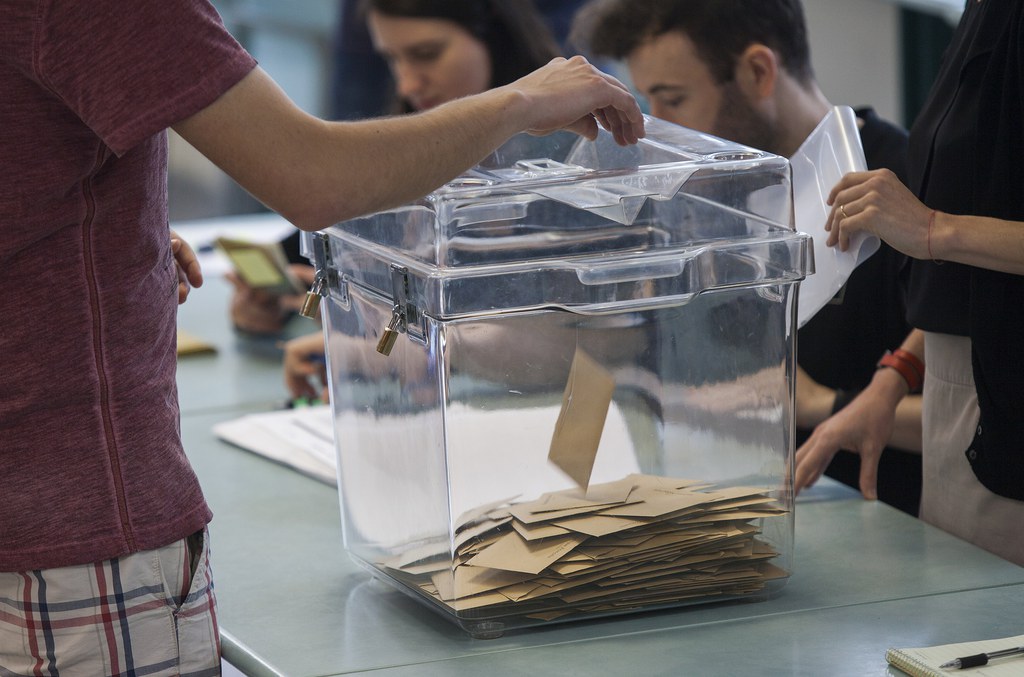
0,529,220,677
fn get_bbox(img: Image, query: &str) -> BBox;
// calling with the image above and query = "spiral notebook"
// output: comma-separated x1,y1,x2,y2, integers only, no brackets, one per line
886,634,1024,676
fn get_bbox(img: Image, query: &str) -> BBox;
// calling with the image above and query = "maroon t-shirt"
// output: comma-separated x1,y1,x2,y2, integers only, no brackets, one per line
0,1,256,570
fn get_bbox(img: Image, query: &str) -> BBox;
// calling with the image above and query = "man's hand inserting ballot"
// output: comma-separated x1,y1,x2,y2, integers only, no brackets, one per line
503,55,645,146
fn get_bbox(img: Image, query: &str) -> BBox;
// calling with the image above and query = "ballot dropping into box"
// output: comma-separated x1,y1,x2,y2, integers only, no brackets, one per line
304,115,812,637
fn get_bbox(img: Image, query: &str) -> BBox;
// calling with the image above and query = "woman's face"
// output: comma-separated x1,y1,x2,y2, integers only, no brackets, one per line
367,11,493,111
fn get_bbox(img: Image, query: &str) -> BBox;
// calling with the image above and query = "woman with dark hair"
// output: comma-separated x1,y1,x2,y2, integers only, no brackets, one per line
278,1,565,396
361,0,562,113
232,1,563,334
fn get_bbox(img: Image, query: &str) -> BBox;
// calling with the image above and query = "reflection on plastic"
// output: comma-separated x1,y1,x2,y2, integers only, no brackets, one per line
791,106,878,327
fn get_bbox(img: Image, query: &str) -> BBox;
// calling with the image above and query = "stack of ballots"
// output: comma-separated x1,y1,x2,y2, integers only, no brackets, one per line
382,473,787,620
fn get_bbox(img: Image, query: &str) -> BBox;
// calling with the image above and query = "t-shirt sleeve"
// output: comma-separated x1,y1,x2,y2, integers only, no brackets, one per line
35,0,257,155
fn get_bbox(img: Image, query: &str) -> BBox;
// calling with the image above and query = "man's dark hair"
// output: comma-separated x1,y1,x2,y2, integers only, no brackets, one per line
571,0,815,85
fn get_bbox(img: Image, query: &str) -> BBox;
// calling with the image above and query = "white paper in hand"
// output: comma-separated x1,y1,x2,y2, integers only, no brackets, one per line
790,106,878,327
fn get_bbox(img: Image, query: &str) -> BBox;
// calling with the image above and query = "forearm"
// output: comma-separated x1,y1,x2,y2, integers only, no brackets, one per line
887,394,922,453
931,211,1024,275
794,365,836,429
872,329,924,451
796,328,925,431
292,90,526,228
174,68,524,230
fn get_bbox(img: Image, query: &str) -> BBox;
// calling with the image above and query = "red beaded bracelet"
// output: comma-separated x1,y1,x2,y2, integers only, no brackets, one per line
877,349,925,393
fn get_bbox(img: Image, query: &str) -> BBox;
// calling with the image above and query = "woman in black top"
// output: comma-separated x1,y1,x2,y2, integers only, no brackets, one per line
795,0,1024,566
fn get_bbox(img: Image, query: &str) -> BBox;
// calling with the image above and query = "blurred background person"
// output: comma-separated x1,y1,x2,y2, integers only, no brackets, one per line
363,0,562,114
279,0,570,398
571,0,923,515
331,0,589,120
235,0,564,336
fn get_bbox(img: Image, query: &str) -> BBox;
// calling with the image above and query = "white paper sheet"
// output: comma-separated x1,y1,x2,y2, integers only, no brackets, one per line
213,404,337,485
790,106,879,327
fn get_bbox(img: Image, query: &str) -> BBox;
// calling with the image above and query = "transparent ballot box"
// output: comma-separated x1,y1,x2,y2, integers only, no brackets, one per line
306,117,812,637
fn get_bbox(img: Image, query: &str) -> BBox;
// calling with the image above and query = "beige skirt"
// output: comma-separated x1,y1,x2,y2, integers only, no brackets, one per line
921,332,1024,566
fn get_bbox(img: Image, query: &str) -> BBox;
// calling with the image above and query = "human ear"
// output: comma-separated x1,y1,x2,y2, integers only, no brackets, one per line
733,44,778,101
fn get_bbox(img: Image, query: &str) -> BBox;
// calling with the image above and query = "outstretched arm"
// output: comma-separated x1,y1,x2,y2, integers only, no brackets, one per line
173,57,644,231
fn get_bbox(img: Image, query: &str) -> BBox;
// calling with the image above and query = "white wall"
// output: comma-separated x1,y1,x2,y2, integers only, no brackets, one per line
804,0,903,125
804,0,962,128
169,0,338,221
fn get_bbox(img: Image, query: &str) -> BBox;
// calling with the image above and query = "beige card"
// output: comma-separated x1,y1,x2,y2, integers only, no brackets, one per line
215,236,304,295
548,348,616,489
176,329,216,356
467,530,587,575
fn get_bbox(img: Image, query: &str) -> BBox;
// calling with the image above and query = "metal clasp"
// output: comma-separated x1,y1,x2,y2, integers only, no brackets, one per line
375,264,420,356
300,274,326,319
300,232,332,320
376,306,403,356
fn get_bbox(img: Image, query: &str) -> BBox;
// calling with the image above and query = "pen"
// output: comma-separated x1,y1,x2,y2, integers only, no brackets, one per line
939,645,1024,669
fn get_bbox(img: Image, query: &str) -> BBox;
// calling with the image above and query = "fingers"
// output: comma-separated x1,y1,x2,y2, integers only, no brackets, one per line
591,70,645,145
170,233,203,304
825,206,841,248
599,105,643,146
825,171,876,242
836,204,852,252
521,56,645,145
597,79,645,144
793,444,823,494
793,430,841,495
566,106,639,146
825,169,906,250
563,114,600,142
170,235,204,289
858,450,880,501
596,68,645,128
793,454,825,495
283,332,328,398
826,170,873,207
825,194,864,252
284,350,323,399
177,265,191,304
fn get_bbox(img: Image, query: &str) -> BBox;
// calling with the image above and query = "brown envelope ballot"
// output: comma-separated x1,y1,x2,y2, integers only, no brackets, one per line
467,530,587,575
548,348,616,489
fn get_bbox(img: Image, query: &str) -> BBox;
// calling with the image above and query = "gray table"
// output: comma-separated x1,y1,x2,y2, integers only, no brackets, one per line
177,266,1024,677
177,273,319,415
